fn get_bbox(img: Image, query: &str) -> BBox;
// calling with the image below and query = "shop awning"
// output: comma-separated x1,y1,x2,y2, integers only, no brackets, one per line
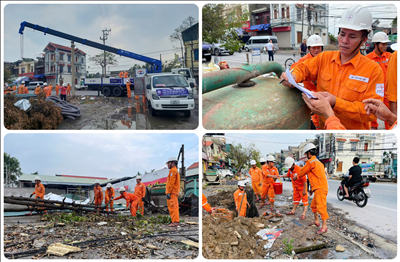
273,26,291,32
245,23,270,32
33,74,45,78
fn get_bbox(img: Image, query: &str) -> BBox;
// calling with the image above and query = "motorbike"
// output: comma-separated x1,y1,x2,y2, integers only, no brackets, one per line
337,176,371,207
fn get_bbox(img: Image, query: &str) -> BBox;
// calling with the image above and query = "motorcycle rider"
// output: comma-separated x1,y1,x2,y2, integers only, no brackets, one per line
344,157,363,198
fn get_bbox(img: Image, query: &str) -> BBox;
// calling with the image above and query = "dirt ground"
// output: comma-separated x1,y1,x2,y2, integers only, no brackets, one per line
56,94,199,130
202,184,384,259
4,212,198,259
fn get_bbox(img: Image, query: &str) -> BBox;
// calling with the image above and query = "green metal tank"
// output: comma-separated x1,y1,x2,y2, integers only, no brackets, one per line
202,62,311,130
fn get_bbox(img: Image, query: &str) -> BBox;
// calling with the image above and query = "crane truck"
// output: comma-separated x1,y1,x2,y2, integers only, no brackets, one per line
19,21,162,97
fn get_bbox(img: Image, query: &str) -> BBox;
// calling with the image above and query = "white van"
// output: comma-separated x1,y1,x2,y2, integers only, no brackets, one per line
144,73,195,117
244,36,279,52
171,68,197,91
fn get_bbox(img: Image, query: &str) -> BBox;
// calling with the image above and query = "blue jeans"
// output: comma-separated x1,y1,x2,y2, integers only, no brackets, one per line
268,51,274,61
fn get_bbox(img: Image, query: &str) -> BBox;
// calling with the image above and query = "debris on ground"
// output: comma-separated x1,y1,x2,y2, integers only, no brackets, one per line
336,245,346,252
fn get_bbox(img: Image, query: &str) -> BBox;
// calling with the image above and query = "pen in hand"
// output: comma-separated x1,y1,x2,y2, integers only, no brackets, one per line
279,69,294,84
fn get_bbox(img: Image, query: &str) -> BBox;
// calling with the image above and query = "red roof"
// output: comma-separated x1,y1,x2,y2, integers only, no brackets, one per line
44,42,86,55
187,162,199,170
205,141,213,146
60,175,108,180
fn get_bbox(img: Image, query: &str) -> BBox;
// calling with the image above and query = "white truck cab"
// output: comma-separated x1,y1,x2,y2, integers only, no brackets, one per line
145,73,195,117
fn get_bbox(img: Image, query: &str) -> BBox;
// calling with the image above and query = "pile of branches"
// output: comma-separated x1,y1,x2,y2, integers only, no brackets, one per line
4,92,63,130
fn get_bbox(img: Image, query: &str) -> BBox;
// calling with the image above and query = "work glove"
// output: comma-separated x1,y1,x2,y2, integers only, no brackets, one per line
29,194,33,198
166,194,171,200
142,198,145,201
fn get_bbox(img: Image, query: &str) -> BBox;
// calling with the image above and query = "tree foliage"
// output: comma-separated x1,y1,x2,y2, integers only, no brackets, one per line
162,54,181,72
391,16,397,28
202,4,248,53
170,16,198,48
328,33,337,44
4,68,15,85
4,153,23,183
89,51,118,67
227,142,262,172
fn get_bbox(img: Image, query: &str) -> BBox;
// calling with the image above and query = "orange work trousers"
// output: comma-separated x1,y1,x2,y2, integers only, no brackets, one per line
137,198,144,215
129,199,139,216
94,197,103,210
293,186,308,206
261,183,275,203
32,196,47,213
252,181,262,197
311,189,329,220
56,90,59,95
167,193,179,223
237,203,247,217
127,88,131,98
67,89,71,96
105,197,114,211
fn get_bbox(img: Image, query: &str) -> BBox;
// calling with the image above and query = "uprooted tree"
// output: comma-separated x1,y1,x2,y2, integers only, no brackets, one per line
227,142,262,172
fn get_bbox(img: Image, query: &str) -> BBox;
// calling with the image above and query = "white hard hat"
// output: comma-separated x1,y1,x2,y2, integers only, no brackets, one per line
304,143,316,154
266,155,276,162
136,176,142,180
307,35,324,47
336,5,372,32
391,43,398,51
94,179,100,184
63,83,67,86
238,180,247,187
119,187,126,192
106,183,112,188
166,157,177,164
250,160,257,165
34,176,41,181
37,84,40,86
44,82,47,85
260,157,266,163
372,32,390,43
285,157,295,168
22,81,25,84
67,82,70,84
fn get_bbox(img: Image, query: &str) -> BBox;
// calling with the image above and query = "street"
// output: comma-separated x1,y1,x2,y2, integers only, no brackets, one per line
281,179,397,243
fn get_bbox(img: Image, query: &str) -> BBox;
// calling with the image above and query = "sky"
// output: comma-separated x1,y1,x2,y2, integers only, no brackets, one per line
224,133,317,158
4,133,199,179
328,3,397,36
3,3,198,74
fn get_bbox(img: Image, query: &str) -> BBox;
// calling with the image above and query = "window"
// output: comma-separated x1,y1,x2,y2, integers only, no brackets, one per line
350,142,357,151
31,66,34,72
75,78,78,85
60,54,64,60
68,66,71,73
287,7,290,19
338,141,344,152
274,9,277,19
364,143,368,152
21,68,25,73
76,67,78,73
60,66,63,73
81,57,84,63
68,55,71,62
282,8,285,18
76,57,78,62
296,7,302,20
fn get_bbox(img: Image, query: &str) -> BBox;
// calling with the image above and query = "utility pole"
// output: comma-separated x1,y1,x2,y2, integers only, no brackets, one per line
100,29,111,77
301,4,305,43
71,41,76,97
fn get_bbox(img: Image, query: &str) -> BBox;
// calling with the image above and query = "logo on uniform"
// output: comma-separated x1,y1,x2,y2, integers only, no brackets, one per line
346,14,353,21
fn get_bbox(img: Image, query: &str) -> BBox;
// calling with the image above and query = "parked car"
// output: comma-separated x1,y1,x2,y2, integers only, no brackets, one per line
365,41,397,55
212,40,234,56
75,84,88,90
217,169,234,179
26,81,44,90
244,36,279,53
202,42,212,61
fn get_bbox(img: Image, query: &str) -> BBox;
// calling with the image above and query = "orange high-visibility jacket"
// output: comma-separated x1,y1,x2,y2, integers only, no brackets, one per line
261,164,274,185
124,72,129,78
287,165,306,188
134,182,146,199
202,194,212,212
12,86,17,91
119,71,124,78
386,51,397,103
233,189,248,212
325,115,396,130
94,185,103,200
249,167,262,183
32,183,45,198
293,51,384,130
18,85,29,94
67,84,71,90
105,187,115,199
266,166,279,183
298,156,328,192
55,85,60,91
166,167,180,195
34,87,41,95
49,84,53,90
291,52,317,92
365,51,391,83
114,191,138,206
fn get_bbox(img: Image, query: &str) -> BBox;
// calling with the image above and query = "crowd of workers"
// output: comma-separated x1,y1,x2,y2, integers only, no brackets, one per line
202,143,330,235
26,157,182,227
281,5,397,130
5,81,72,101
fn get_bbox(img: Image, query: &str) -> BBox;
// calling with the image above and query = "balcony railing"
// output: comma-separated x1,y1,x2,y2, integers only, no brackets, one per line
357,151,375,157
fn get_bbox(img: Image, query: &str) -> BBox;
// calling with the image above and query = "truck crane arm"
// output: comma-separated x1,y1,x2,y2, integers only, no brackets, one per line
19,21,162,73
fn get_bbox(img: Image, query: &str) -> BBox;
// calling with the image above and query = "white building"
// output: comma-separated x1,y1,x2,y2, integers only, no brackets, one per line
43,42,86,86
318,133,383,176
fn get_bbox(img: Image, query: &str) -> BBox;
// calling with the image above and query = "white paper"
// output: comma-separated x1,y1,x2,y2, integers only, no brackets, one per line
285,68,316,99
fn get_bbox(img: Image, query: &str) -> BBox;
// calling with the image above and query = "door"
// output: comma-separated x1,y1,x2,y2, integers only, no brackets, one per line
337,161,343,172
297,32,302,44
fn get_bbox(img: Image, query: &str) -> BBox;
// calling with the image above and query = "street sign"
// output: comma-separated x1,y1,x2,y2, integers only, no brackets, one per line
252,48,261,56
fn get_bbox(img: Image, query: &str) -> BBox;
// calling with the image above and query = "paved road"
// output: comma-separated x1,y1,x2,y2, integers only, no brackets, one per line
282,179,397,243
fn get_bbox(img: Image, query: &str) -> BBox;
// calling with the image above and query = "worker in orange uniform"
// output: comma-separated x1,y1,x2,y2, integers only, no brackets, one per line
166,157,180,227
49,83,53,94
234,180,250,217
291,35,324,130
281,5,384,130
249,159,262,202
114,187,139,216
119,71,124,78
66,82,71,96
202,194,215,214
126,79,132,98
259,155,280,212
43,82,51,98
12,85,17,91
365,32,392,130
34,84,41,95
295,144,329,234
280,157,308,220
4,86,13,95
55,83,60,95
302,92,398,130
104,183,115,212
18,81,29,94
93,180,103,211
27,176,46,216
386,43,397,116
134,176,146,215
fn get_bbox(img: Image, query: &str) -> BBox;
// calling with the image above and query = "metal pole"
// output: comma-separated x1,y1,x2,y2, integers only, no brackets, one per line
100,29,111,78
180,39,184,68
71,41,76,97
